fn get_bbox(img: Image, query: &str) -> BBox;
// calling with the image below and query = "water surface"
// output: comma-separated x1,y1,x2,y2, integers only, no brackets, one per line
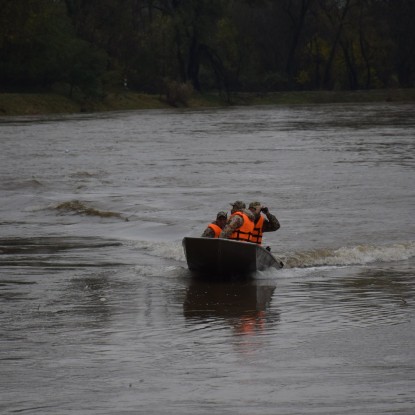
1,103,414,414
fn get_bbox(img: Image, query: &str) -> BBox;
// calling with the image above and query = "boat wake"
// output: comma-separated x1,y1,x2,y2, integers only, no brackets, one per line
132,240,415,270
131,240,186,262
281,241,415,269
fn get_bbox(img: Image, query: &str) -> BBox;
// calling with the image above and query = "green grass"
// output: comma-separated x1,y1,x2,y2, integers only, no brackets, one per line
0,93,80,115
1,88,414,116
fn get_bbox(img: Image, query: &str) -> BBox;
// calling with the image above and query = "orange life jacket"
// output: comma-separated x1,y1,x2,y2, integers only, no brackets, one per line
250,215,264,245
237,311,266,335
208,223,222,238
229,212,254,242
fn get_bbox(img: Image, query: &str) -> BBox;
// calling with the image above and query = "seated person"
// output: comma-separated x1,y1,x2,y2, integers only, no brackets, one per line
248,201,280,245
201,211,228,238
219,201,254,241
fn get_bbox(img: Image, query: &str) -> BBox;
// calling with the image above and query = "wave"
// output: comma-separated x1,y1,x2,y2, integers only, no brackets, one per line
54,200,128,221
282,241,415,268
133,240,415,269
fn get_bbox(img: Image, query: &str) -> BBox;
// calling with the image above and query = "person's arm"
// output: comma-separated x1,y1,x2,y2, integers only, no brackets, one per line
219,215,243,238
262,209,280,232
201,226,215,238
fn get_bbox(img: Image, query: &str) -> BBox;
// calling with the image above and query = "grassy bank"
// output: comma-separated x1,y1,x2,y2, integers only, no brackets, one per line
244,88,415,105
0,92,169,116
1,88,414,116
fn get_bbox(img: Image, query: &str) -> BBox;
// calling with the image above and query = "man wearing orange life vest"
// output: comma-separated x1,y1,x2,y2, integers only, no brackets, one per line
219,201,255,242
201,211,228,238
248,201,280,245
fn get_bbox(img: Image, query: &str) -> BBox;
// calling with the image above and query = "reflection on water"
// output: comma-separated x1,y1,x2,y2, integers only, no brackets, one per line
184,279,279,336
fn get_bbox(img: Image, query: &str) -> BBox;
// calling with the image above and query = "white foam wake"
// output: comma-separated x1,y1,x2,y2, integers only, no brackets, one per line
132,240,186,262
130,239,415,270
283,241,415,268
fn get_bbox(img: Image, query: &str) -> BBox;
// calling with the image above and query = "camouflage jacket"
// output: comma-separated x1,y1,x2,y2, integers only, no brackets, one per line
219,209,255,239
256,211,280,232
201,221,220,238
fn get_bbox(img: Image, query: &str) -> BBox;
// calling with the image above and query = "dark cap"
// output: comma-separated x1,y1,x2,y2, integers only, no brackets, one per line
230,200,246,210
216,211,228,219
249,201,261,209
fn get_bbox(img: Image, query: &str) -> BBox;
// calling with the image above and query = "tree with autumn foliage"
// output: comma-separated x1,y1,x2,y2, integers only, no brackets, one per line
0,0,413,97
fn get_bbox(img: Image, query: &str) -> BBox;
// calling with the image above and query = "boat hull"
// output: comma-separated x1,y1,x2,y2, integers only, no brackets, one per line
182,237,283,277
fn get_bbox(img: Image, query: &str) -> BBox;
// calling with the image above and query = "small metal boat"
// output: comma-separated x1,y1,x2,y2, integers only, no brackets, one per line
182,237,283,277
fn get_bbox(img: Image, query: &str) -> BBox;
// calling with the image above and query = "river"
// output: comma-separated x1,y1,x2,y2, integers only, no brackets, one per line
1,102,414,414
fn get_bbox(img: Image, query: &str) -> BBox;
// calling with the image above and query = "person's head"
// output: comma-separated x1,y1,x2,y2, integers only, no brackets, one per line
249,201,262,216
216,211,228,229
230,200,245,214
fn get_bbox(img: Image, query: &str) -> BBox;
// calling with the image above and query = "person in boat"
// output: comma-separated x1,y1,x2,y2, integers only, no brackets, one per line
201,211,228,238
219,201,254,242
248,201,280,245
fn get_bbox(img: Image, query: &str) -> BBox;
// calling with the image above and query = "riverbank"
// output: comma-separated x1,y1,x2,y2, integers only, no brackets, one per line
1,88,414,116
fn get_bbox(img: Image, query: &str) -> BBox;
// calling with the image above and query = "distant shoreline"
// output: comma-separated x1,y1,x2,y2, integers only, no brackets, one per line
1,88,414,116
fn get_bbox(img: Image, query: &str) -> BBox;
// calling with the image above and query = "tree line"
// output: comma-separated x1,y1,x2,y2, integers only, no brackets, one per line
1,0,414,99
